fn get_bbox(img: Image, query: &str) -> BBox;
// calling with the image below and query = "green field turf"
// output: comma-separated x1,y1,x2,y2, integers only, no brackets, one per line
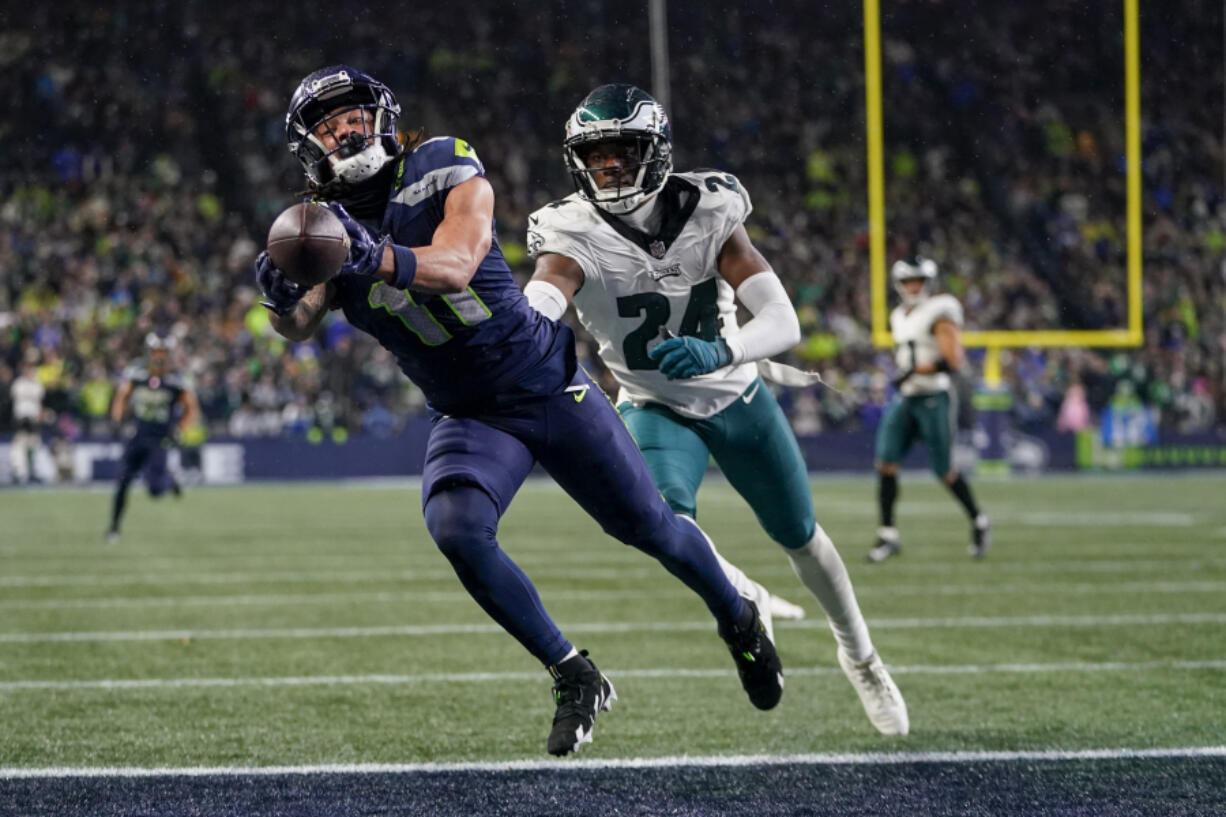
1,474,1223,768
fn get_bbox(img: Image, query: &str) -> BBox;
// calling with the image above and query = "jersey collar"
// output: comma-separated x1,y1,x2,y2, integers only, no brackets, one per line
593,176,700,260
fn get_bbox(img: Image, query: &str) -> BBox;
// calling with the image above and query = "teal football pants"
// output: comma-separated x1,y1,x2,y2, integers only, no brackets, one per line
618,378,816,550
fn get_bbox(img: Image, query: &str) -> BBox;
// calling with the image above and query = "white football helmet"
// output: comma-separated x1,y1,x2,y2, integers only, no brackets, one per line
891,257,938,307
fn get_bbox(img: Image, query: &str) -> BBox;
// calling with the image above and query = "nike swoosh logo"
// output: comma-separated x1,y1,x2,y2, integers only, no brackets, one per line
565,385,590,404
742,382,760,404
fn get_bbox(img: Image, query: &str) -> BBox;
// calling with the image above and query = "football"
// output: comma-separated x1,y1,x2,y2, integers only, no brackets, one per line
266,203,351,288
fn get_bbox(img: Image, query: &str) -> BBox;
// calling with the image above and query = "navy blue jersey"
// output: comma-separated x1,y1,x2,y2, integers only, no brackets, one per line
120,366,186,440
329,137,574,414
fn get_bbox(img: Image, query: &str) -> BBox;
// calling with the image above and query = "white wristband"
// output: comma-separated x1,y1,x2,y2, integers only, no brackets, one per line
524,279,569,321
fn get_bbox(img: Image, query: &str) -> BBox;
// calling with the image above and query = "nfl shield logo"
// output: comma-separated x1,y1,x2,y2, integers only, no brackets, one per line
649,240,666,259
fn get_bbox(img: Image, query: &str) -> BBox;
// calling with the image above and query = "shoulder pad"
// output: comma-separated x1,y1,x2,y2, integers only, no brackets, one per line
929,294,964,327
409,136,484,175
526,195,601,260
122,365,149,382
528,196,594,231
676,169,752,220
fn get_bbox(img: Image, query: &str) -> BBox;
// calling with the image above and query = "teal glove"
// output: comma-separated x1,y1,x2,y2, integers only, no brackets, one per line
649,336,733,379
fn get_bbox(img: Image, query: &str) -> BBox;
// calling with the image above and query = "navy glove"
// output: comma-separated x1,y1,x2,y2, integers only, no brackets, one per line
327,202,390,277
649,336,733,379
254,251,306,316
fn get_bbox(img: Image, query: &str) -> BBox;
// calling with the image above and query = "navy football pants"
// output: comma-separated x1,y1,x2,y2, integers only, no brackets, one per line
420,368,745,666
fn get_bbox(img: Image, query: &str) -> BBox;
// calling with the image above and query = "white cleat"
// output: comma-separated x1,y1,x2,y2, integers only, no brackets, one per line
968,514,992,559
740,577,803,643
768,594,806,623
838,648,909,736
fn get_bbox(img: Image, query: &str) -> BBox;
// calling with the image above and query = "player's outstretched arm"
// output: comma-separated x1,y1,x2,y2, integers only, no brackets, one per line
715,225,801,364
369,176,496,295
525,252,584,319
268,281,333,343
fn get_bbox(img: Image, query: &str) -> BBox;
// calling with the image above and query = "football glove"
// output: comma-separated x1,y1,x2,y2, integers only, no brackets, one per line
891,368,914,389
649,336,733,379
327,202,391,278
254,251,306,316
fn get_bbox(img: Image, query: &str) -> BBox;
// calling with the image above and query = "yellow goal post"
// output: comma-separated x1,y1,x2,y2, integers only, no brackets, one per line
862,0,1143,386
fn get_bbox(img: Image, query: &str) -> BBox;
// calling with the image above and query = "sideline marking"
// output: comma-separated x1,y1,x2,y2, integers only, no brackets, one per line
4,613,1226,643
3,746,1224,779
1,659,1223,692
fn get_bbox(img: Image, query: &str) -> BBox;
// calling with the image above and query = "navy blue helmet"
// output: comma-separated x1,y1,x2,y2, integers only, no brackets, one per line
285,66,401,186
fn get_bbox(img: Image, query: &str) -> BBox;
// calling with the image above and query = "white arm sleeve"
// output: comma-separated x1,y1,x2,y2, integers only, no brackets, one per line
724,272,801,364
524,279,569,321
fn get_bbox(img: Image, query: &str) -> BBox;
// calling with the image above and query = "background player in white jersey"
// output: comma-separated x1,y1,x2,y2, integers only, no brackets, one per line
9,359,46,484
524,84,908,736
868,258,991,563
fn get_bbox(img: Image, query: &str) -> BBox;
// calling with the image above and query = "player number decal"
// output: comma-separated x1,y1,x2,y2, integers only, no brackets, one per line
617,279,720,370
369,284,453,346
703,174,739,194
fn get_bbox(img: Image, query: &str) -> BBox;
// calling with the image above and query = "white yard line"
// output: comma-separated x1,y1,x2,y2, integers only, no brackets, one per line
4,557,1225,588
1,659,1223,692
2,746,1224,779
3,612,1226,643
5,580,1225,611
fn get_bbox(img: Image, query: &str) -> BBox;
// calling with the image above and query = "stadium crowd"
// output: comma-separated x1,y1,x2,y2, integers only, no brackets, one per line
1,0,1222,452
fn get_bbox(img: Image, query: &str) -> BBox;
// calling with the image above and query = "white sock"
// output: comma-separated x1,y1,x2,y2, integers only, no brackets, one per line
677,515,756,598
788,525,874,661
10,433,31,482
876,526,899,542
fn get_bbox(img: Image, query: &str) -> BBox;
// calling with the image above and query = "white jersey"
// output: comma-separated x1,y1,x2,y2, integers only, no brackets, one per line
10,374,45,421
527,170,757,419
889,294,963,396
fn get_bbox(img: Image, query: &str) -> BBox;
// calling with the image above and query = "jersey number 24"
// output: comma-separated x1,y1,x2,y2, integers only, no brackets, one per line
617,279,720,370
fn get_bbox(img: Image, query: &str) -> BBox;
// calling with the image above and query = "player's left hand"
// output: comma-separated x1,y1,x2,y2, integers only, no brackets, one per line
326,202,390,278
254,251,306,316
650,336,733,379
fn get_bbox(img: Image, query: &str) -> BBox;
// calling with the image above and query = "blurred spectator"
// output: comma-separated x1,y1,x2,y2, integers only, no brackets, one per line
0,0,1221,441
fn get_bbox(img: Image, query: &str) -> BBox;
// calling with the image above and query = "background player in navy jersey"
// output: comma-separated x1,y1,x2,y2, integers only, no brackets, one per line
255,66,784,756
106,333,199,544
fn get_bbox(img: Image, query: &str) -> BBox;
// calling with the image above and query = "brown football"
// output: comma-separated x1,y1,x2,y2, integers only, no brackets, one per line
266,203,351,287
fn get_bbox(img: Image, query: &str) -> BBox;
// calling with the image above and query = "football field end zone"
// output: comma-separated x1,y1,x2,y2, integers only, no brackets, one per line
3,751,1224,817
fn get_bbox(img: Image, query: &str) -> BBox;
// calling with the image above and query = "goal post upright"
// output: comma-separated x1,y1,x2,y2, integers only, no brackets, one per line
862,0,1143,464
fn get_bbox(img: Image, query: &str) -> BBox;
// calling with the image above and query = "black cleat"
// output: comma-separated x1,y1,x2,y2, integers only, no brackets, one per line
718,599,784,710
546,649,616,756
